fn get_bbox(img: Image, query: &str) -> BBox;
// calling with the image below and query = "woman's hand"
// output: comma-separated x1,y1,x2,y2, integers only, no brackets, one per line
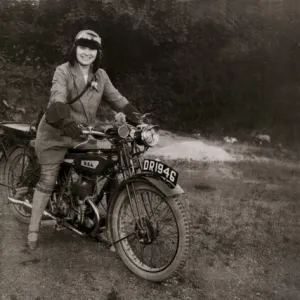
60,119,82,139
114,112,127,126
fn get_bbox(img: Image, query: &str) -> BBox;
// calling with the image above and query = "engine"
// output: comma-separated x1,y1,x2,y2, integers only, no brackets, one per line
56,169,97,232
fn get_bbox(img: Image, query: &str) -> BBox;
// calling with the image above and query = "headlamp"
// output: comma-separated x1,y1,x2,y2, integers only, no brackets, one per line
141,125,159,147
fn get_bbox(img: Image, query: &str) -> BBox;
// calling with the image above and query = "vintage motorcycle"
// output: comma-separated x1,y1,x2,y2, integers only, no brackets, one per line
2,115,191,282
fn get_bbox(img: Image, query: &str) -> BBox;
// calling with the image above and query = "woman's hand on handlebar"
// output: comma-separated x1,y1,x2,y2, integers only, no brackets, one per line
61,119,83,139
114,112,144,127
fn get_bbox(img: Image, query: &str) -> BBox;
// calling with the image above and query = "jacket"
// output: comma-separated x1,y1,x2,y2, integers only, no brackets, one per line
35,62,130,164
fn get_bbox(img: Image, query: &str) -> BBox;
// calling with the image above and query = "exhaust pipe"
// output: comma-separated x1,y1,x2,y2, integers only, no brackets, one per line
8,197,86,236
8,197,56,220
59,220,85,236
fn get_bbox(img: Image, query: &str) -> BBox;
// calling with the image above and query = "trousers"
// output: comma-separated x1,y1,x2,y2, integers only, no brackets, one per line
35,164,61,194
28,163,60,233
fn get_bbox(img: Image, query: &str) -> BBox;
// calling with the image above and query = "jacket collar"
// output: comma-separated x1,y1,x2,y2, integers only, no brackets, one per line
69,62,94,93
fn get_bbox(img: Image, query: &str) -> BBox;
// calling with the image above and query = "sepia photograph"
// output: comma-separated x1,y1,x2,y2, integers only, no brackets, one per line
0,0,299,299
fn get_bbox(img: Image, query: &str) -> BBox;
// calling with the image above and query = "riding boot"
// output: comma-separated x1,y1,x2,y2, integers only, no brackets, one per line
27,190,50,251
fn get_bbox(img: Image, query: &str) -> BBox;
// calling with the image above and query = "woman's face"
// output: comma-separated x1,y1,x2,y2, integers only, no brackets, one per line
76,45,97,66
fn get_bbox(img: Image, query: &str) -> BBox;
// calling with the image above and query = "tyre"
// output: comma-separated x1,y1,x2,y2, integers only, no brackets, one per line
4,147,40,223
111,182,191,282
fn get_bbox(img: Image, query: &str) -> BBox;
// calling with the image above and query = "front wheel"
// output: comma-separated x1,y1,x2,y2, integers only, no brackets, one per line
111,182,191,282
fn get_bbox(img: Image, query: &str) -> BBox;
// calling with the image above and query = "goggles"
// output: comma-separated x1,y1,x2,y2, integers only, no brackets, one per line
75,39,101,50
75,30,102,50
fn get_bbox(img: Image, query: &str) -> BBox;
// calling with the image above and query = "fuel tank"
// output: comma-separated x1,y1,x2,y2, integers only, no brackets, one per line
63,150,118,176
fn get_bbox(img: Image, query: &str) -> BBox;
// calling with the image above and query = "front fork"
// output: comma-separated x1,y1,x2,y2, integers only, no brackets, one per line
125,182,150,232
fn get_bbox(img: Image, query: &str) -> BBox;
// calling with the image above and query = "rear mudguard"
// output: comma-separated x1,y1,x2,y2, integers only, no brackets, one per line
106,172,184,247
0,144,34,163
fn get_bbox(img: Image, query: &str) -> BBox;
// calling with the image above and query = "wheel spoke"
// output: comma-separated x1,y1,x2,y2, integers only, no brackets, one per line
157,217,178,233
155,205,173,225
146,199,165,221
156,235,178,246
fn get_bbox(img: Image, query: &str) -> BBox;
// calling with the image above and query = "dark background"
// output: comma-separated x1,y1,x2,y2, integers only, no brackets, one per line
1,0,300,146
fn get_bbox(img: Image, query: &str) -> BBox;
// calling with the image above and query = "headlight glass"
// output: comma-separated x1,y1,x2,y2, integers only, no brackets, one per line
118,125,130,138
141,127,159,147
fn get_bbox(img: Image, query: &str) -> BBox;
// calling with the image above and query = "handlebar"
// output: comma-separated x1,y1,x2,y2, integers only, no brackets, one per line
74,121,158,149
81,129,107,137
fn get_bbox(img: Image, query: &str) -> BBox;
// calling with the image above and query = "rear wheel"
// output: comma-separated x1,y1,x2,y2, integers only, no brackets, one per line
4,147,40,223
111,182,191,282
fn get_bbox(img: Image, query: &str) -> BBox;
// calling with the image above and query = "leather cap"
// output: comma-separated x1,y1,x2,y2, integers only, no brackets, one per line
75,30,101,49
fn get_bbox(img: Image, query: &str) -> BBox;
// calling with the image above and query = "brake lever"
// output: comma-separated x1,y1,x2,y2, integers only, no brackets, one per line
136,124,148,130
141,113,152,120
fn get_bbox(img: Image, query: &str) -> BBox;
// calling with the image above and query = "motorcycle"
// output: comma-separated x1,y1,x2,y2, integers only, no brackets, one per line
4,114,191,282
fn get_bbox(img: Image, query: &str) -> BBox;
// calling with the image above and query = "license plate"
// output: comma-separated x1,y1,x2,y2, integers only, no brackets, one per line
142,159,178,186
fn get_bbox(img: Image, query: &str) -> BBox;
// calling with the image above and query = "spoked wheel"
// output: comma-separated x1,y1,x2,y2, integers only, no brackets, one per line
111,182,191,282
4,147,40,223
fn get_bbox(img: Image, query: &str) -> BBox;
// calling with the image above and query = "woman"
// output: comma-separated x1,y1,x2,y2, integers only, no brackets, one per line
27,30,140,250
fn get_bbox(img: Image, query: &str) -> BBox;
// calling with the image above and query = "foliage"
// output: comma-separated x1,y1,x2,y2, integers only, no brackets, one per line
1,0,300,146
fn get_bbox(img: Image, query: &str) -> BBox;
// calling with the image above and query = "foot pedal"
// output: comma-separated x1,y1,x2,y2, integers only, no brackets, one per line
41,220,57,227
54,222,66,231
96,232,108,243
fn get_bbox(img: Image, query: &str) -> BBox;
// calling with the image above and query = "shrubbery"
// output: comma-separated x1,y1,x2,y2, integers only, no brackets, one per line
1,0,300,146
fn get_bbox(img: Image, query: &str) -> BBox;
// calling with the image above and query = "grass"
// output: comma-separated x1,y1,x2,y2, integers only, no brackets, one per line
139,139,300,299
144,138,300,299
169,157,300,300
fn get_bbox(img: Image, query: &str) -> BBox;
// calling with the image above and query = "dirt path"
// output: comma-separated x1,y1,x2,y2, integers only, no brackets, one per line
148,130,236,162
0,163,198,300
0,189,195,300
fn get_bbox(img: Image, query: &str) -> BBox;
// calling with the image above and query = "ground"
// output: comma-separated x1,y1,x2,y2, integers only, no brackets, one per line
0,131,300,300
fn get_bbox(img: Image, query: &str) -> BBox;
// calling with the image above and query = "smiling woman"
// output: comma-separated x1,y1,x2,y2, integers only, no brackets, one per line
68,30,102,74
26,29,142,251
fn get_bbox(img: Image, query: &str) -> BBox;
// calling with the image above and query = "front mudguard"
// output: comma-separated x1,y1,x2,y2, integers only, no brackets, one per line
114,172,184,200
105,172,185,248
